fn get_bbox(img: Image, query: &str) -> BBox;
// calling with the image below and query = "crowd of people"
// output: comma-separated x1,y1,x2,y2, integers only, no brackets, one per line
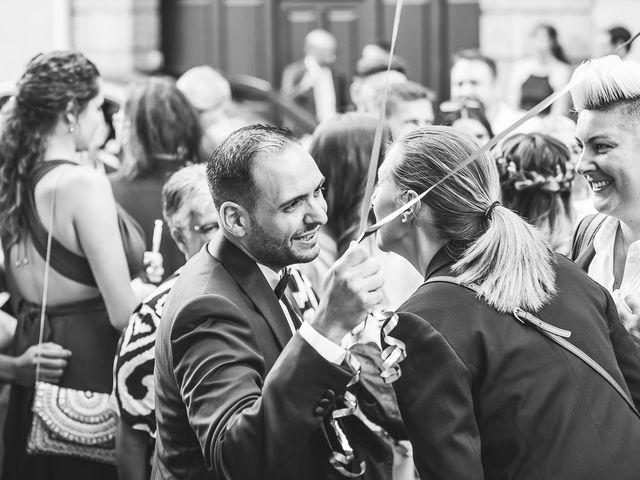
0,19,638,480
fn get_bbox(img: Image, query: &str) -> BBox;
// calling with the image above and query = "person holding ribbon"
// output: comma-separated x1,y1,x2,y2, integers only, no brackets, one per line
153,124,392,480
370,125,640,479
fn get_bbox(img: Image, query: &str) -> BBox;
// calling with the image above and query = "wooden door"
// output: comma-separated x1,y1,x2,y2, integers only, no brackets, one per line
162,0,479,100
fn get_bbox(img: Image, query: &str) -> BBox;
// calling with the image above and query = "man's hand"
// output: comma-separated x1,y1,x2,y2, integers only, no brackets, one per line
310,243,384,344
12,342,72,387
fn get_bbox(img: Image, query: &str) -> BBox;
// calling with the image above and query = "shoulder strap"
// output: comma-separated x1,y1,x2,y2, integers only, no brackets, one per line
424,275,640,419
571,213,607,261
26,162,96,286
34,181,57,385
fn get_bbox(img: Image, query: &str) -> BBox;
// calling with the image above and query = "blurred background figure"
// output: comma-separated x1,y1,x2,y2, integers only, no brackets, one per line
280,29,347,122
384,81,435,137
304,112,422,307
350,55,408,114
450,49,533,135
113,164,218,480
596,26,632,58
361,38,392,64
0,51,145,480
508,24,572,117
176,65,232,153
110,77,203,287
439,99,494,147
498,133,574,255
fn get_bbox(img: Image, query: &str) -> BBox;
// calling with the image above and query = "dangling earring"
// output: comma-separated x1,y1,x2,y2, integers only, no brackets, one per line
401,211,411,224
68,124,75,134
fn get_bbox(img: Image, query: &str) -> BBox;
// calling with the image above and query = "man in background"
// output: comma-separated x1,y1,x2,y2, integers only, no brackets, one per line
450,49,542,135
384,81,435,136
281,29,347,122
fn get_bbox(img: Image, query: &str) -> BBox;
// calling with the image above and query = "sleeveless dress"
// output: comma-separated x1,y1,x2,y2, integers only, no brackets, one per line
2,160,145,480
520,74,554,115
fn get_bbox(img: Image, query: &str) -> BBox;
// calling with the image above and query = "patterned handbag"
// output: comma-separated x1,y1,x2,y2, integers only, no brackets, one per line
27,382,117,464
25,180,117,464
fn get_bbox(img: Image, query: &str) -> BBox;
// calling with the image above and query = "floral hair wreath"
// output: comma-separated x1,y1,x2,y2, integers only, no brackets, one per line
496,156,574,193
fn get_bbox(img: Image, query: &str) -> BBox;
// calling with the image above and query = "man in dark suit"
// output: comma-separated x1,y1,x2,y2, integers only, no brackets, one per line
281,29,347,122
153,124,387,479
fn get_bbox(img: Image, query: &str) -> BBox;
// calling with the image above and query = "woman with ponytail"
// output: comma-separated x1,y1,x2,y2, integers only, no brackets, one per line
0,51,144,479
370,126,640,479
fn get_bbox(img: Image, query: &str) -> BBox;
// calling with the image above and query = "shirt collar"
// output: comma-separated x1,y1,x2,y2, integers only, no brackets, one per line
424,246,457,280
256,263,282,290
592,215,620,254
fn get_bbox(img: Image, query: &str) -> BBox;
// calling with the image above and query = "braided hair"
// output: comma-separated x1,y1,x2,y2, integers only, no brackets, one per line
498,133,574,254
0,51,99,248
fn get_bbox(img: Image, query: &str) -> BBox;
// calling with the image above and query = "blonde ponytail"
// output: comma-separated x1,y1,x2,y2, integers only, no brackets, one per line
453,205,556,313
391,126,557,314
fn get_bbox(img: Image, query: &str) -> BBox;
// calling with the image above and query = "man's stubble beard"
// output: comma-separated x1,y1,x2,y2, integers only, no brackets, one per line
246,214,320,269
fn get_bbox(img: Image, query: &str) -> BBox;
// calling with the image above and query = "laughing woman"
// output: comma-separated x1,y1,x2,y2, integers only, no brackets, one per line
570,56,640,336
370,126,640,480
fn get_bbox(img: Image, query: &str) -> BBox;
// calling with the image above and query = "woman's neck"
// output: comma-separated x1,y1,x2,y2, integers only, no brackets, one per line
396,226,446,277
42,134,76,162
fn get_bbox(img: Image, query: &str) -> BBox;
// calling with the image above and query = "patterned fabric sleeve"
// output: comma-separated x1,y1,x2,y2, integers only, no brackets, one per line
113,271,180,437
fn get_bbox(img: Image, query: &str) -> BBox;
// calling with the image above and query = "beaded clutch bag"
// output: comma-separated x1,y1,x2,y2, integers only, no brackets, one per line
27,381,117,464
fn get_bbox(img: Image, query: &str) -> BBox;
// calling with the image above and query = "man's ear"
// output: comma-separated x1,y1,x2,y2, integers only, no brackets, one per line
219,201,250,238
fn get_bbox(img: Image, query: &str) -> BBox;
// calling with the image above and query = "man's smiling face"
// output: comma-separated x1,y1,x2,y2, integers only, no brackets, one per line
245,143,328,270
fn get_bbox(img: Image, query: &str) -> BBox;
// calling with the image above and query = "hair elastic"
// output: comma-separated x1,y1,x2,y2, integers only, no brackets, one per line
484,200,501,219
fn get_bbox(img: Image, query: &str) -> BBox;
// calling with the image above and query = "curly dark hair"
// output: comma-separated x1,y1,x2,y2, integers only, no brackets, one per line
0,51,100,248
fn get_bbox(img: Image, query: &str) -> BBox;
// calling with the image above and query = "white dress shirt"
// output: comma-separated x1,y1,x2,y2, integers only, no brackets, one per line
257,263,346,364
588,216,640,310
304,55,337,123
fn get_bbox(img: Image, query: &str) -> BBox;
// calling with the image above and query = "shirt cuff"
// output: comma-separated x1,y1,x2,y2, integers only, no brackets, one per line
299,321,347,365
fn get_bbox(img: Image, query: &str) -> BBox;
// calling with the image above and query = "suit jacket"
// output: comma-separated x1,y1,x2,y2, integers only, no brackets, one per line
153,234,391,479
390,248,640,480
280,60,347,119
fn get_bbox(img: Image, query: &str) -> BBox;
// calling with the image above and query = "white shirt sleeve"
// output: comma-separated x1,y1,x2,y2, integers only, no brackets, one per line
298,321,346,365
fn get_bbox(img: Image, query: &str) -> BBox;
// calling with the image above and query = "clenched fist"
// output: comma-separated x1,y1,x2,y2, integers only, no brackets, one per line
310,242,384,344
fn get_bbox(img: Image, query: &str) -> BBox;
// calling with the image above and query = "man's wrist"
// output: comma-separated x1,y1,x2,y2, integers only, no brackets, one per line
308,314,351,345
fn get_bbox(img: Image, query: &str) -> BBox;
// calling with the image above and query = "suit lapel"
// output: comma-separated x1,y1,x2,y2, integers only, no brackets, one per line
209,234,292,350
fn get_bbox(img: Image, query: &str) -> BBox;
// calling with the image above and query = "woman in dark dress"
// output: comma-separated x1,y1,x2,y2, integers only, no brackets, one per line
0,51,144,479
370,126,640,479
110,77,203,285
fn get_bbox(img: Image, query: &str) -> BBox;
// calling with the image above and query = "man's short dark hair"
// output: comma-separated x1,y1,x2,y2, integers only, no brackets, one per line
608,26,632,54
452,49,498,79
206,124,297,210
385,81,435,117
